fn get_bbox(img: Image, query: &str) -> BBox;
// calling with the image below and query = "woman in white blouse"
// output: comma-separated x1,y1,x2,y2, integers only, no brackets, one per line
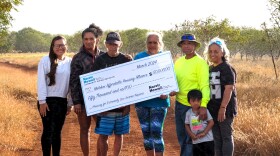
37,35,73,156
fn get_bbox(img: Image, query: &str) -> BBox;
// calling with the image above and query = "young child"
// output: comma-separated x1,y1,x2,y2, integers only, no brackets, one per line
185,89,214,156
92,32,131,156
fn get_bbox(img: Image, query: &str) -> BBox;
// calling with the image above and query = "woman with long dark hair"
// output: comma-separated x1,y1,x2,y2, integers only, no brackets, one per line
69,23,105,156
37,35,73,156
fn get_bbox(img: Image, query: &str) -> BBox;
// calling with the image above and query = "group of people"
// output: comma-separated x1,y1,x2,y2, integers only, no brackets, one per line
37,23,237,156
172,34,237,156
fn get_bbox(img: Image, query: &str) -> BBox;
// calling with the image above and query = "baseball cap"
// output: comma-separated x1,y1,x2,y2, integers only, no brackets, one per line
105,32,122,44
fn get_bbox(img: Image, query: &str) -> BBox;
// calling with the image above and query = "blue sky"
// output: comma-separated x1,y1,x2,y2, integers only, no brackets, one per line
10,0,271,35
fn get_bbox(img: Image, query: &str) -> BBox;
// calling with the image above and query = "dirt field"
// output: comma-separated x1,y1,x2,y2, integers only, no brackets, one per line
0,62,180,156
22,106,180,156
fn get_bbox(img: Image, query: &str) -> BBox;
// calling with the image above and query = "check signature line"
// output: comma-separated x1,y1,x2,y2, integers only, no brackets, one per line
133,77,165,87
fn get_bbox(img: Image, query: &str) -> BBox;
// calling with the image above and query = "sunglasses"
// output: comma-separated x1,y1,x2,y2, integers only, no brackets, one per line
210,40,222,47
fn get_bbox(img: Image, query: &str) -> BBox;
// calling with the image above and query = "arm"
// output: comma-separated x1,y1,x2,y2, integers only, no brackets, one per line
37,57,50,117
218,85,234,122
185,110,197,140
69,56,83,105
122,105,130,116
169,91,177,96
37,57,48,104
197,119,214,138
66,90,73,115
198,61,210,120
218,65,235,122
185,124,197,140
124,54,133,61
69,55,83,114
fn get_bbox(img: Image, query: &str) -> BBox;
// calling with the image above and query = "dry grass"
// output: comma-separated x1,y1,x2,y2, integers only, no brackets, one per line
0,52,74,155
0,52,74,69
0,53,280,155
231,57,280,155
0,53,46,69
0,64,39,155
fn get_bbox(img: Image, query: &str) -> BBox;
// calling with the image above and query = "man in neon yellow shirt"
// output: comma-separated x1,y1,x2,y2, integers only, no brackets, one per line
170,33,210,156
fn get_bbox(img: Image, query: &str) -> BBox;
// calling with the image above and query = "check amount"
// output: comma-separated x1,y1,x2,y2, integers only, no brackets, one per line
80,51,179,116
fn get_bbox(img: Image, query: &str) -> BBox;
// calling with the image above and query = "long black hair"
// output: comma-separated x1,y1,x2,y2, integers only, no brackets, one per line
47,35,66,86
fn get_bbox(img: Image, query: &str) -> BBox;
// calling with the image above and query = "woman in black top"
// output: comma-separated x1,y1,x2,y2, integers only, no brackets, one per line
204,37,237,156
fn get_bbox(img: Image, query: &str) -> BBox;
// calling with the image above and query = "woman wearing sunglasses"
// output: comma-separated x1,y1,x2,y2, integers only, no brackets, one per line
204,37,237,156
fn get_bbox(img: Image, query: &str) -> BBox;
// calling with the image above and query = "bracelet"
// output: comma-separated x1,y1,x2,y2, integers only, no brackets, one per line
220,106,226,109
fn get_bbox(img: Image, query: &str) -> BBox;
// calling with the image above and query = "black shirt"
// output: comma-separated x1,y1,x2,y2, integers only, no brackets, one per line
92,52,131,112
207,61,237,118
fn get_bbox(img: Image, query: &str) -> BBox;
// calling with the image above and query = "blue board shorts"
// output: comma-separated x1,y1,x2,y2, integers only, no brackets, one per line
95,112,130,135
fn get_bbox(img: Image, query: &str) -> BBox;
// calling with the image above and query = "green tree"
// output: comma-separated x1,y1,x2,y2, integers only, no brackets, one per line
261,0,280,78
163,29,183,58
163,17,240,57
15,27,53,52
163,20,194,57
120,28,148,56
239,28,268,60
193,17,240,55
0,31,16,53
0,0,23,44
268,0,280,28
67,31,82,53
266,0,280,59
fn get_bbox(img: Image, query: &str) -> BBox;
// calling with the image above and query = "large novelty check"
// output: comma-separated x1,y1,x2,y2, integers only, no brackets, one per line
80,51,179,116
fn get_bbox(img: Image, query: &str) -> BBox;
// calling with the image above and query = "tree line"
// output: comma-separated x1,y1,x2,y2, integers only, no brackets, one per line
1,0,280,61
0,16,279,61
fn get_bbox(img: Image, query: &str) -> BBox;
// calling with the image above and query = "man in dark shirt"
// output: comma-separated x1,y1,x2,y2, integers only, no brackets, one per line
93,32,131,156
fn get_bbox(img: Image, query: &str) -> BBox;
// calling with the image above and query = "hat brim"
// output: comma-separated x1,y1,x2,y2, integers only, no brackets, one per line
177,40,201,49
105,40,122,44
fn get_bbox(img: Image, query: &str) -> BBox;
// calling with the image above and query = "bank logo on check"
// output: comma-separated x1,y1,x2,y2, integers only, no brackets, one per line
149,84,163,92
83,76,95,85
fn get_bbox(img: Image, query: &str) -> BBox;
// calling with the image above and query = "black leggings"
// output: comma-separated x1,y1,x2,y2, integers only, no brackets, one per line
37,97,67,156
